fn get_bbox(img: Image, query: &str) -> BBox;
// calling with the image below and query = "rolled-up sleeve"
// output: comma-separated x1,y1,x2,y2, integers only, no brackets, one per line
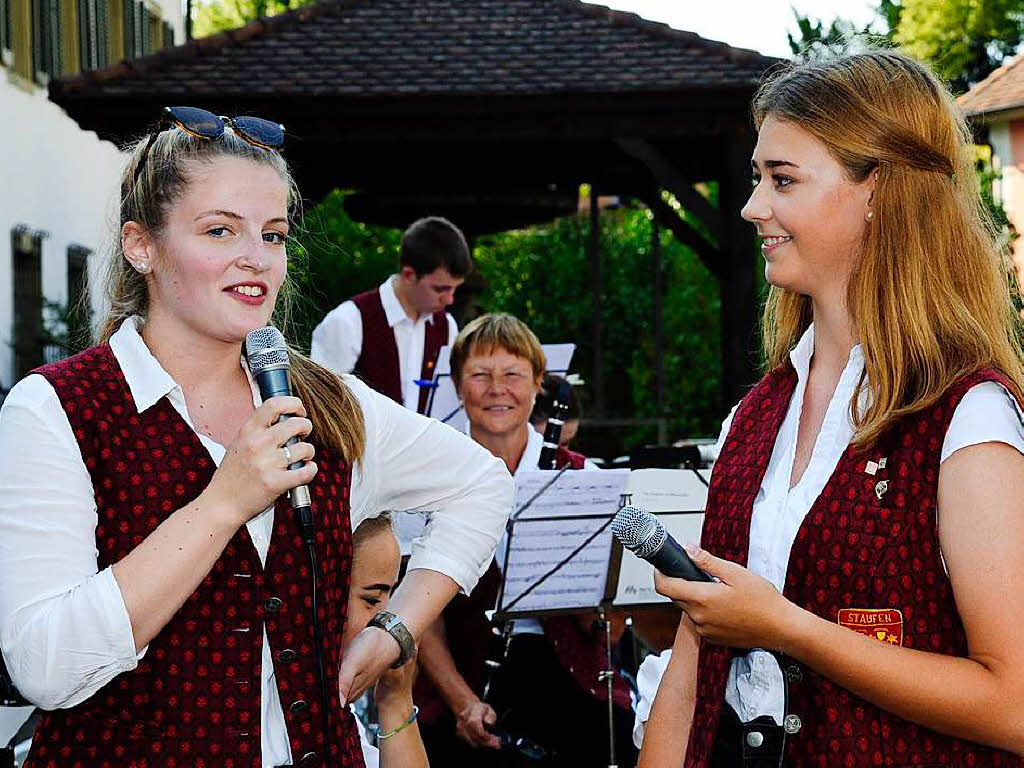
346,376,513,594
0,376,141,710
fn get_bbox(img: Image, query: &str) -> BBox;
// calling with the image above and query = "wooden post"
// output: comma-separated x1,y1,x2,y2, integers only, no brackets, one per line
651,212,664,416
718,126,760,405
589,186,605,416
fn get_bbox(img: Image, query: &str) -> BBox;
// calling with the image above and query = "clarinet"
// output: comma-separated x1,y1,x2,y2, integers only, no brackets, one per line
537,378,572,470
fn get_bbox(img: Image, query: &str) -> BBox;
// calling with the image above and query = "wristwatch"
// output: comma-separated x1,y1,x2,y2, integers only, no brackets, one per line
367,610,416,668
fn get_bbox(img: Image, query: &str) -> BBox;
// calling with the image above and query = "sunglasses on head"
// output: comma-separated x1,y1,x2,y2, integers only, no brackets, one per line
132,106,286,184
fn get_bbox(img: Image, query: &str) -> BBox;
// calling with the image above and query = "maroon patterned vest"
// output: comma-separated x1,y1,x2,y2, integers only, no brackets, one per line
26,346,365,768
350,288,449,414
686,365,1024,768
414,446,631,724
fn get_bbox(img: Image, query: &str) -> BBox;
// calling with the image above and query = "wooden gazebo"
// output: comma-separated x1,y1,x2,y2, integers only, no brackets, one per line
50,0,779,410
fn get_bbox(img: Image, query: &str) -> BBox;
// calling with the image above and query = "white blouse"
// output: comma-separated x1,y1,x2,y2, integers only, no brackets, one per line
0,317,512,767
720,325,1024,725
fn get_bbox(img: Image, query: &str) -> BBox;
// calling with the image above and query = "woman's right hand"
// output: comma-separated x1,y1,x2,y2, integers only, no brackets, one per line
202,396,317,526
455,698,501,749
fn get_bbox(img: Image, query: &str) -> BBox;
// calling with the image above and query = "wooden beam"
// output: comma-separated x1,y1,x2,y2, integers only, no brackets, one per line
717,127,761,405
615,137,723,242
589,186,606,416
651,214,665,415
646,194,723,280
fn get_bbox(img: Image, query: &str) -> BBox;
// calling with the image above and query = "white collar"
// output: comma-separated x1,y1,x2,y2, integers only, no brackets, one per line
108,317,183,413
108,316,254,413
380,274,436,327
464,422,543,477
788,323,864,383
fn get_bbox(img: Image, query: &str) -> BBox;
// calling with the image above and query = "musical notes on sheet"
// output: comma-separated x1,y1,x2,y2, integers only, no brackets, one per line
497,469,629,616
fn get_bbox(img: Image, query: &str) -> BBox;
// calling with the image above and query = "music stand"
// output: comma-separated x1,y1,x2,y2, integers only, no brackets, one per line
491,468,630,768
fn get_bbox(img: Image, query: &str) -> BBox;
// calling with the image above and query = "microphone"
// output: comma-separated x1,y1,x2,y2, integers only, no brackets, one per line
612,505,712,582
245,326,315,545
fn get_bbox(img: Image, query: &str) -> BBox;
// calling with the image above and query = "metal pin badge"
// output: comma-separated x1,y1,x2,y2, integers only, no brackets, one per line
866,461,878,476
878,457,887,470
875,480,889,500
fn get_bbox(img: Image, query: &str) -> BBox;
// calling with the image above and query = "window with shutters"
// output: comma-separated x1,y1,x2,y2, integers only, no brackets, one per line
79,0,109,70
123,0,140,58
31,0,61,83
11,227,45,380
66,246,92,355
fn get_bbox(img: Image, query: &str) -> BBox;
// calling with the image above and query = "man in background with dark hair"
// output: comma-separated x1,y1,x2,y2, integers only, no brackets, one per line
312,216,473,413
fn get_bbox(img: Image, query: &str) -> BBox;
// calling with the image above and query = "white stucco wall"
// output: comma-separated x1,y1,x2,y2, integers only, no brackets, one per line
986,121,1024,294
0,78,124,390
0,1,185,391
155,0,187,46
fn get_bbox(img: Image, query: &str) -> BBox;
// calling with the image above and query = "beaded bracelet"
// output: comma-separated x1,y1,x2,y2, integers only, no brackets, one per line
378,705,419,741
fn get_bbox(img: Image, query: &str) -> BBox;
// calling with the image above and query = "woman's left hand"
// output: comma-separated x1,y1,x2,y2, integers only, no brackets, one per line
653,546,799,651
338,626,403,706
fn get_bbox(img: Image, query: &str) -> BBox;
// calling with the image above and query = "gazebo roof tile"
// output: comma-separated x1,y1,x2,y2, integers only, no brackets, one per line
51,0,777,101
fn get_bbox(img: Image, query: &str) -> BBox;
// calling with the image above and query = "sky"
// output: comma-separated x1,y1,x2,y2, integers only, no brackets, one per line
587,0,881,58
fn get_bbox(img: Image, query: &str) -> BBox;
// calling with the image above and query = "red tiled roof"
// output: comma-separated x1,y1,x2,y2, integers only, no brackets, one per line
958,54,1024,117
51,0,778,100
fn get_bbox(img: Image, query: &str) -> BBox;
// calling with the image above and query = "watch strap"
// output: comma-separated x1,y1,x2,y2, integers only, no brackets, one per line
368,610,416,668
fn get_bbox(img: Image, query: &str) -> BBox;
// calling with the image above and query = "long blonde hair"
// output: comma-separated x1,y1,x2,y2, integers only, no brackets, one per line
754,50,1024,446
102,119,365,462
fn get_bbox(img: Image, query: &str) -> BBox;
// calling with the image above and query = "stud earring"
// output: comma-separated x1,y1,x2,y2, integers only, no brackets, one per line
866,210,874,221
133,262,149,274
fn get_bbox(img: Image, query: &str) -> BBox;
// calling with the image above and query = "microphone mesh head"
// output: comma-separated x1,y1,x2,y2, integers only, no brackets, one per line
612,505,667,558
245,326,289,375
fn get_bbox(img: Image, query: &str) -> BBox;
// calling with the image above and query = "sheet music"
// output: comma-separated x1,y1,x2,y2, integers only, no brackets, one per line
425,343,576,431
613,469,711,605
497,468,629,616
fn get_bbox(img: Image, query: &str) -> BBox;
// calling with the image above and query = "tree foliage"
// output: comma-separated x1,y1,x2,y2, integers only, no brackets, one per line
895,0,1024,92
288,192,724,458
192,0,316,37
789,0,1024,93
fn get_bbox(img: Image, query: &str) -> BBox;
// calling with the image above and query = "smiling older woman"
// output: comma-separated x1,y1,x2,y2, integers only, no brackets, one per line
412,313,637,768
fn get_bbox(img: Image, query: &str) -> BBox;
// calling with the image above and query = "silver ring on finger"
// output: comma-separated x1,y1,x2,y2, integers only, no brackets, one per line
282,445,292,465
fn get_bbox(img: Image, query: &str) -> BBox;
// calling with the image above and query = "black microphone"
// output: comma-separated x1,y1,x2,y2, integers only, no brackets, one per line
612,505,712,582
245,326,315,545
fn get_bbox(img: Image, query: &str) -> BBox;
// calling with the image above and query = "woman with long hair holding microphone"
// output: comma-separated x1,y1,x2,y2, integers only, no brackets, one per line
640,50,1024,766
0,107,512,767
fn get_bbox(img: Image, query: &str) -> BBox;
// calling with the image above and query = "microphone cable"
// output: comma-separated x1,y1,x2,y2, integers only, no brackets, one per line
246,327,334,768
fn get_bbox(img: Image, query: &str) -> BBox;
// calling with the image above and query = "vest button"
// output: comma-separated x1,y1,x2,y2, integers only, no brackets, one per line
265,597,283,613
298,750,318,766
746,730,764,748
278,648,297,663
290,699,308,714
784,714,802,734
785,664,802,683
